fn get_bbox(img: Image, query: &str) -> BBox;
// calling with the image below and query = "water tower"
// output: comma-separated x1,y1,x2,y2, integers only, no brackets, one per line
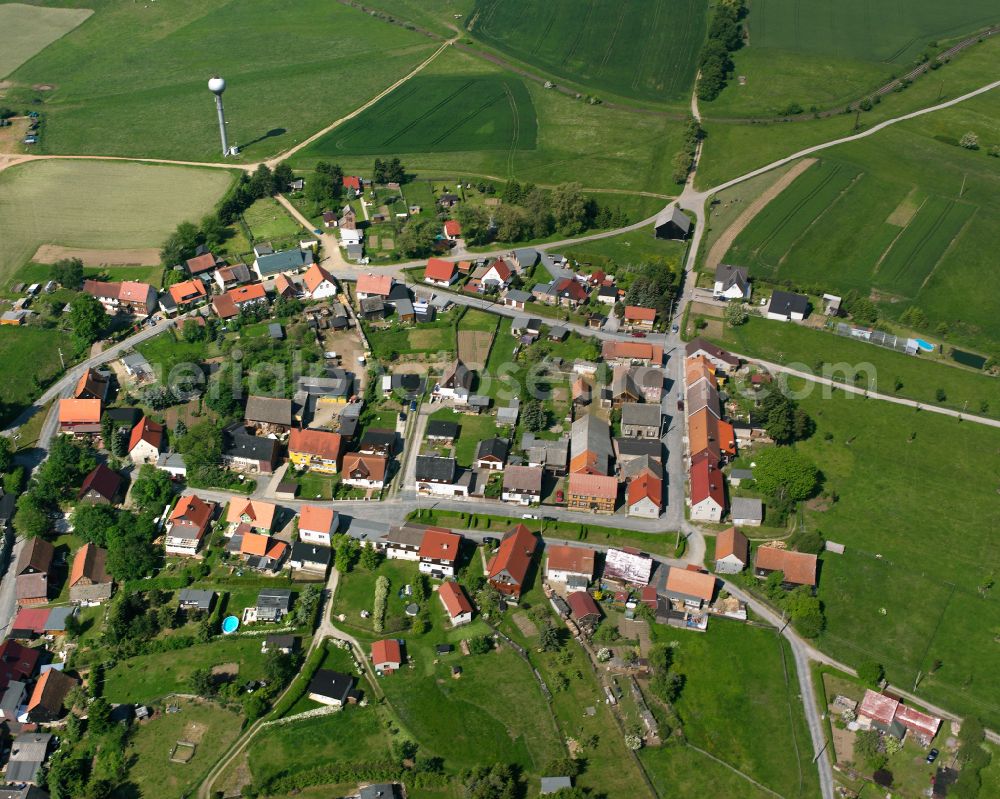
208,76,230,157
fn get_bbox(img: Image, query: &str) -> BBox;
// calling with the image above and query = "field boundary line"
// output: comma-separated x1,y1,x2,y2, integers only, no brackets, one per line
775,169,864,268
705,158,816,273
684,741,787,799
872,196,927,275
918,206,976,291
268,35,457,165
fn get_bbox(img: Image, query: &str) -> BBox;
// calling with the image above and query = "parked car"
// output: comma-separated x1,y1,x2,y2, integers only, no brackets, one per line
555,489,564,503
671,324,679,333
630,331,647,338
926,749,939,764
409,399,418,412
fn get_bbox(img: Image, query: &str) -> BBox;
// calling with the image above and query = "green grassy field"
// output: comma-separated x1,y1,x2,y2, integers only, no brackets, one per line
246,704,393,788
0,2,93,78
303,75,536,156
428,407,501,466
0,160,231,284
8,0,436,161
642,624,819,798
365,319,456,360
295,47,685,192
0,326,67,420
352,0,474,37
122,698,243,798
458,307,500,331
720,88,1000,351
706,0,1000,117
469,0,707,105
104,637,270,703
241,197,304,242
697,33,1000,187
710,317,999,418
788,386,1000,727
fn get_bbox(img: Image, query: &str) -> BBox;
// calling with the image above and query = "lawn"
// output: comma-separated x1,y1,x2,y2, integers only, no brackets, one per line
785,385,1000,727
119,698,242,798
468,0,707,106
331,558,422,636
0,326,66,423
711,314,1000,420
7,0,436,161
641,623,820,798
458,307,499,332
642,744,777,799
562,227,688,273
295,46,687,192
428,407,502,467
704,0,1000,118
246,703,393,788
301,74,536,156
365,318,457,360
103,637,270,703
0,159,232,284
0,2,93,78
241,197,304,243
136,328,219,386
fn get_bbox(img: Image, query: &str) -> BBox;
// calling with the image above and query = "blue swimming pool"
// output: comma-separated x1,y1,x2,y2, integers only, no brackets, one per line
914,339,934,352
221,615,239,634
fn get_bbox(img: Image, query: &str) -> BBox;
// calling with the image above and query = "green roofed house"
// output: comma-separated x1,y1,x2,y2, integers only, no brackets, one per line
253,247,313,280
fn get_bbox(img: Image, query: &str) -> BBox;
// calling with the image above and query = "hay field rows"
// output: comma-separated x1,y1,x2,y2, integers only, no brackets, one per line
722,93,1000,350
306,75,536,156
0,159,232,284
469,0,706,105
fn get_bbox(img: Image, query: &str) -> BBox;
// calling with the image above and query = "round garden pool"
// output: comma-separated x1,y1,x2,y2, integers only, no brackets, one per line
221,615,239,634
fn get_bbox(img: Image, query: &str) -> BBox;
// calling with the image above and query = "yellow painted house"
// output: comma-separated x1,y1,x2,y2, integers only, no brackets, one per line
288,428,342,474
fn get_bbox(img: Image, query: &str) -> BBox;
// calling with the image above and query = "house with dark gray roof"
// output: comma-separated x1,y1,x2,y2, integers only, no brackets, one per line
307,669,354,706
5,732,52,783
766,290,809,321
621,403,662,439
253,247,313,279
713,264,751,300
474,438,509,470
653,205,691,240
244,396,293,432
426,420,459,442
221,424,280,474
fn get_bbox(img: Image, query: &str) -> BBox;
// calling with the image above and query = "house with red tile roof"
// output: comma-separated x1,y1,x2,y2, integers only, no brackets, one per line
480,258,512,289
753,547,817,588
664,567,716,609
225,499,277,532
83,279,157,316
443,219,462,240
567,473,618,514
624,306,656,329
424,258,458,287
185,252,218,276
689,459,725,522
73,368,110,402
298,505,339,546
211,283,267,319
0,640,40,689
128,417,164,465
342,175,362,195
341,452,388,490
27,669,78,723
372,639,403,672
58,398,102,435
438,581,473,626
355,273,393,300
166,494,217,556
168,279,208,309
418,528,461,578
545,545,595,588
238,533,289,571
15,539,52,607
566,591,602,628
302,263,338,299
68,542,112,603
601,340,664,366
627,470,662,519
487,524,538,601
289,428,343,474
714,527,749,574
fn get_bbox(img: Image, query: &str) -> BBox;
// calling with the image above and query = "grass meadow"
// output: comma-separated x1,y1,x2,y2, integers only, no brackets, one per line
707,0,1000,117
788,385,1000,727
642,623,820,799
8,0,435,161
711,317,1000,419
469,0,707,106
121,698,242,799
0,2,92,78
697,33,1000,187
720,88,1000,351
0,327,66,418
295,47,686,191
0,160,232,284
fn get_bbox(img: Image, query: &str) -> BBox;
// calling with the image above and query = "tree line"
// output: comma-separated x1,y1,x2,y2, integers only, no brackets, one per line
697,0,746,102
457,181,631,246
